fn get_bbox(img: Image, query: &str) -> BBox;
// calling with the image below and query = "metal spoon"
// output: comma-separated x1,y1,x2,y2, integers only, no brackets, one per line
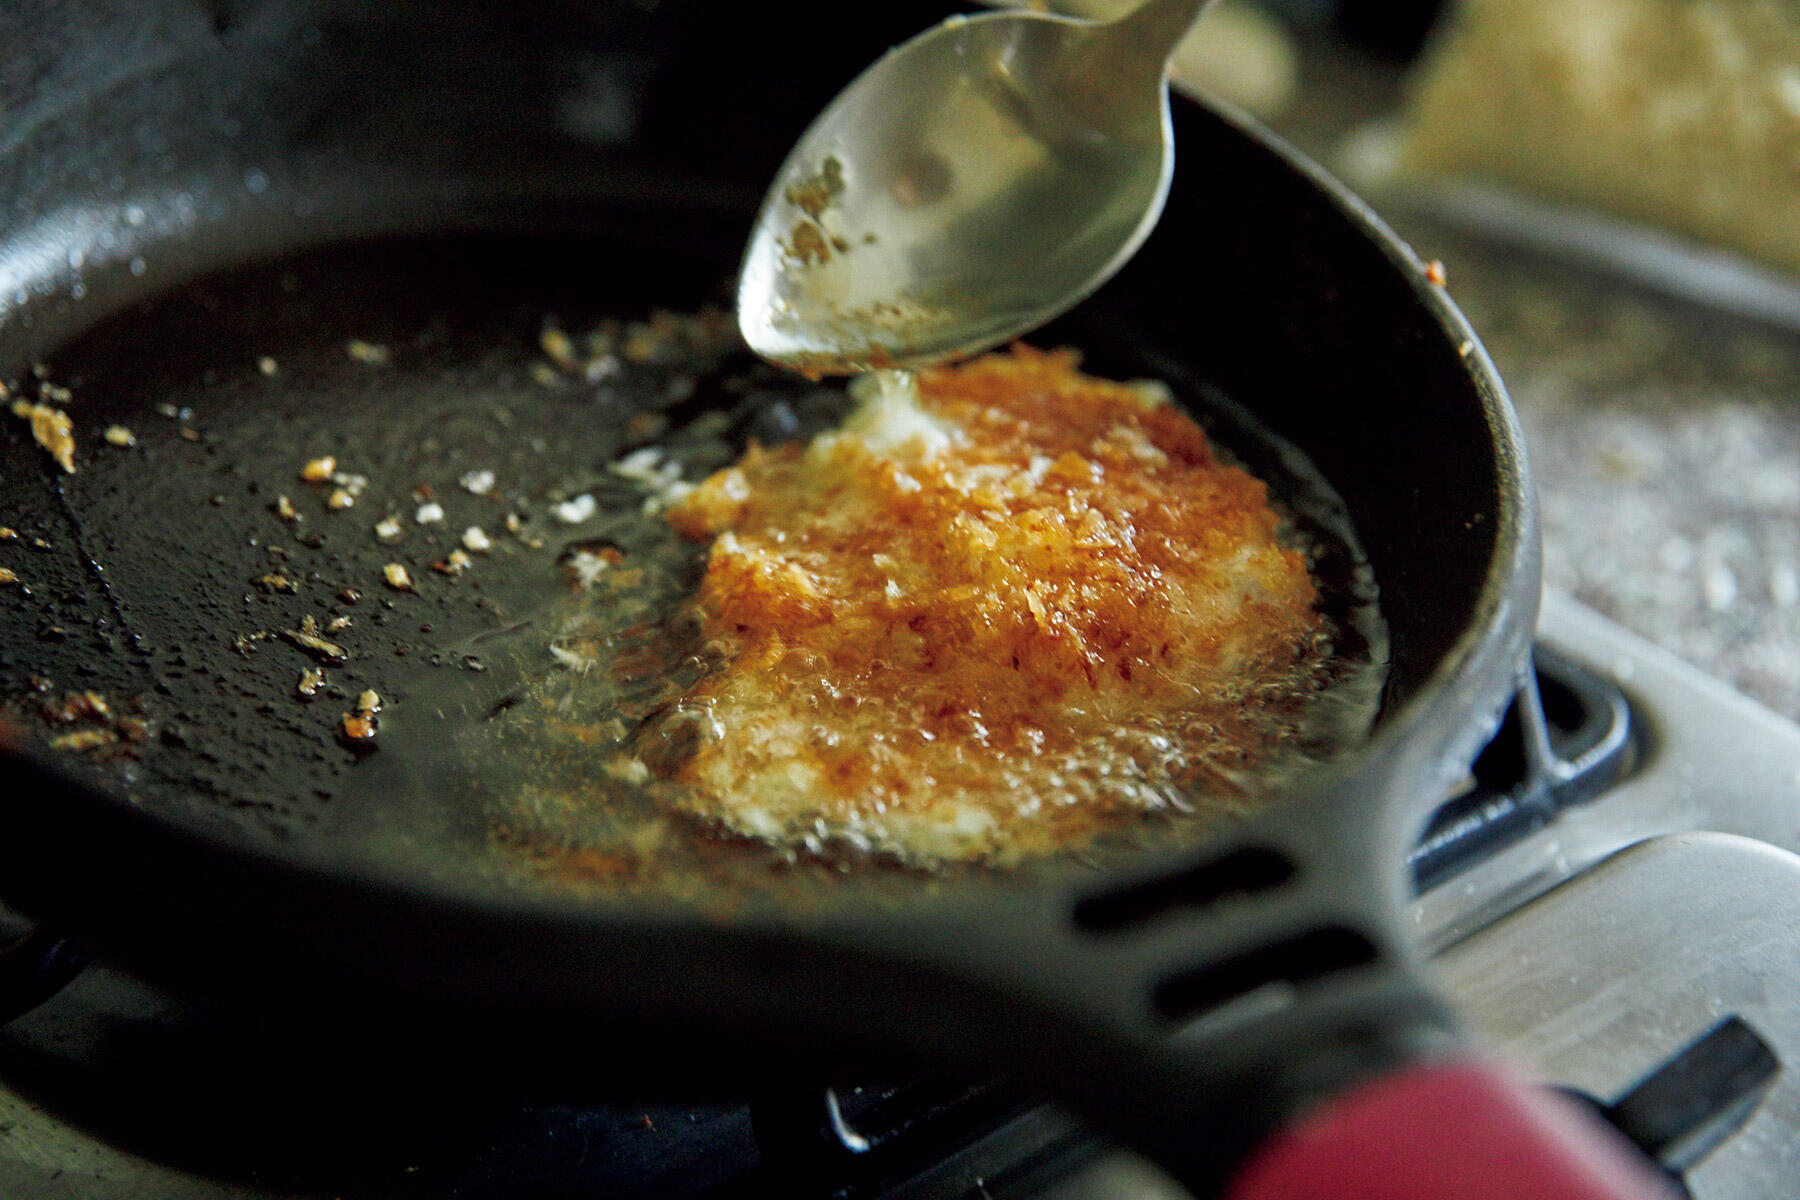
737,0,1216,375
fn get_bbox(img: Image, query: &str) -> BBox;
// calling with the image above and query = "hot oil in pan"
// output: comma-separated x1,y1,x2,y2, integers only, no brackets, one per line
0,235,1385,910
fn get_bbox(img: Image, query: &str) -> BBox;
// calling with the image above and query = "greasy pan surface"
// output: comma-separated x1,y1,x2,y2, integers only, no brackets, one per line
0,230,1354,889
0,0,1536,1187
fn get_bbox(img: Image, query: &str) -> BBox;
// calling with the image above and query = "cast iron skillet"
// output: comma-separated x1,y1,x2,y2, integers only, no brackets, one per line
0,2,1672,1196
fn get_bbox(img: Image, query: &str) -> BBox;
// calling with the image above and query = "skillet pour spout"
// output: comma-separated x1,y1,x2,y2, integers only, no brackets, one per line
0,0,1673,1195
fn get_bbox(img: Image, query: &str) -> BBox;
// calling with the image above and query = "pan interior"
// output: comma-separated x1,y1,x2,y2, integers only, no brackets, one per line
0,230,1387,913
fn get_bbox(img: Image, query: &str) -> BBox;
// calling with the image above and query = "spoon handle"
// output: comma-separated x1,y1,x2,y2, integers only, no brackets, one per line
1104,0,1219,66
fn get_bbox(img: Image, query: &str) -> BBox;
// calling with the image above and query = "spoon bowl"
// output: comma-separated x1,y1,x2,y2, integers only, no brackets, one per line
738,1,1212,374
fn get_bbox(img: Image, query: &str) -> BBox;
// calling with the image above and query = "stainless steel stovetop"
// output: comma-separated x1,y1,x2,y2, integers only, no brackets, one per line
1435,593,1800,1200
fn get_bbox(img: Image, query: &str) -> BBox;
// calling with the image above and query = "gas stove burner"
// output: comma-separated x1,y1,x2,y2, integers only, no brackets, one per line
4,594,1795,1200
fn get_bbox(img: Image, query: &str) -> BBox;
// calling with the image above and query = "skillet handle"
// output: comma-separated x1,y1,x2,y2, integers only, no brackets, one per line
1224,1058,1682,1200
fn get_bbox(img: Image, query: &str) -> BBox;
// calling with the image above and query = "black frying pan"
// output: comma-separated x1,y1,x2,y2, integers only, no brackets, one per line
0,2,1674,1196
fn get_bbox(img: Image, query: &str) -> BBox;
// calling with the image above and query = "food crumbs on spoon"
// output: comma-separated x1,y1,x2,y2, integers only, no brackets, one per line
357,689,382,714
300,455,336,483
274,495,301,523
383,563,415,592
462,526,492,553
374,516,403,543
415,502,445,525
103,425,136,448
433,549,473,576
0,568,19,586
296,667,325,699
1424,259,1448,286
327,488,355,510
257,356,279,376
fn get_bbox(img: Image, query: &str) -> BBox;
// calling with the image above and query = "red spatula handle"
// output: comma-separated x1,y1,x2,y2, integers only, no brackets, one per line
1225,1059,1682,1200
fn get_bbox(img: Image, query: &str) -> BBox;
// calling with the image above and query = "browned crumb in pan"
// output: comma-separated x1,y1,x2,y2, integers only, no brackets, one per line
10,400,76,474
1,686,150,758
338,691,383,746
